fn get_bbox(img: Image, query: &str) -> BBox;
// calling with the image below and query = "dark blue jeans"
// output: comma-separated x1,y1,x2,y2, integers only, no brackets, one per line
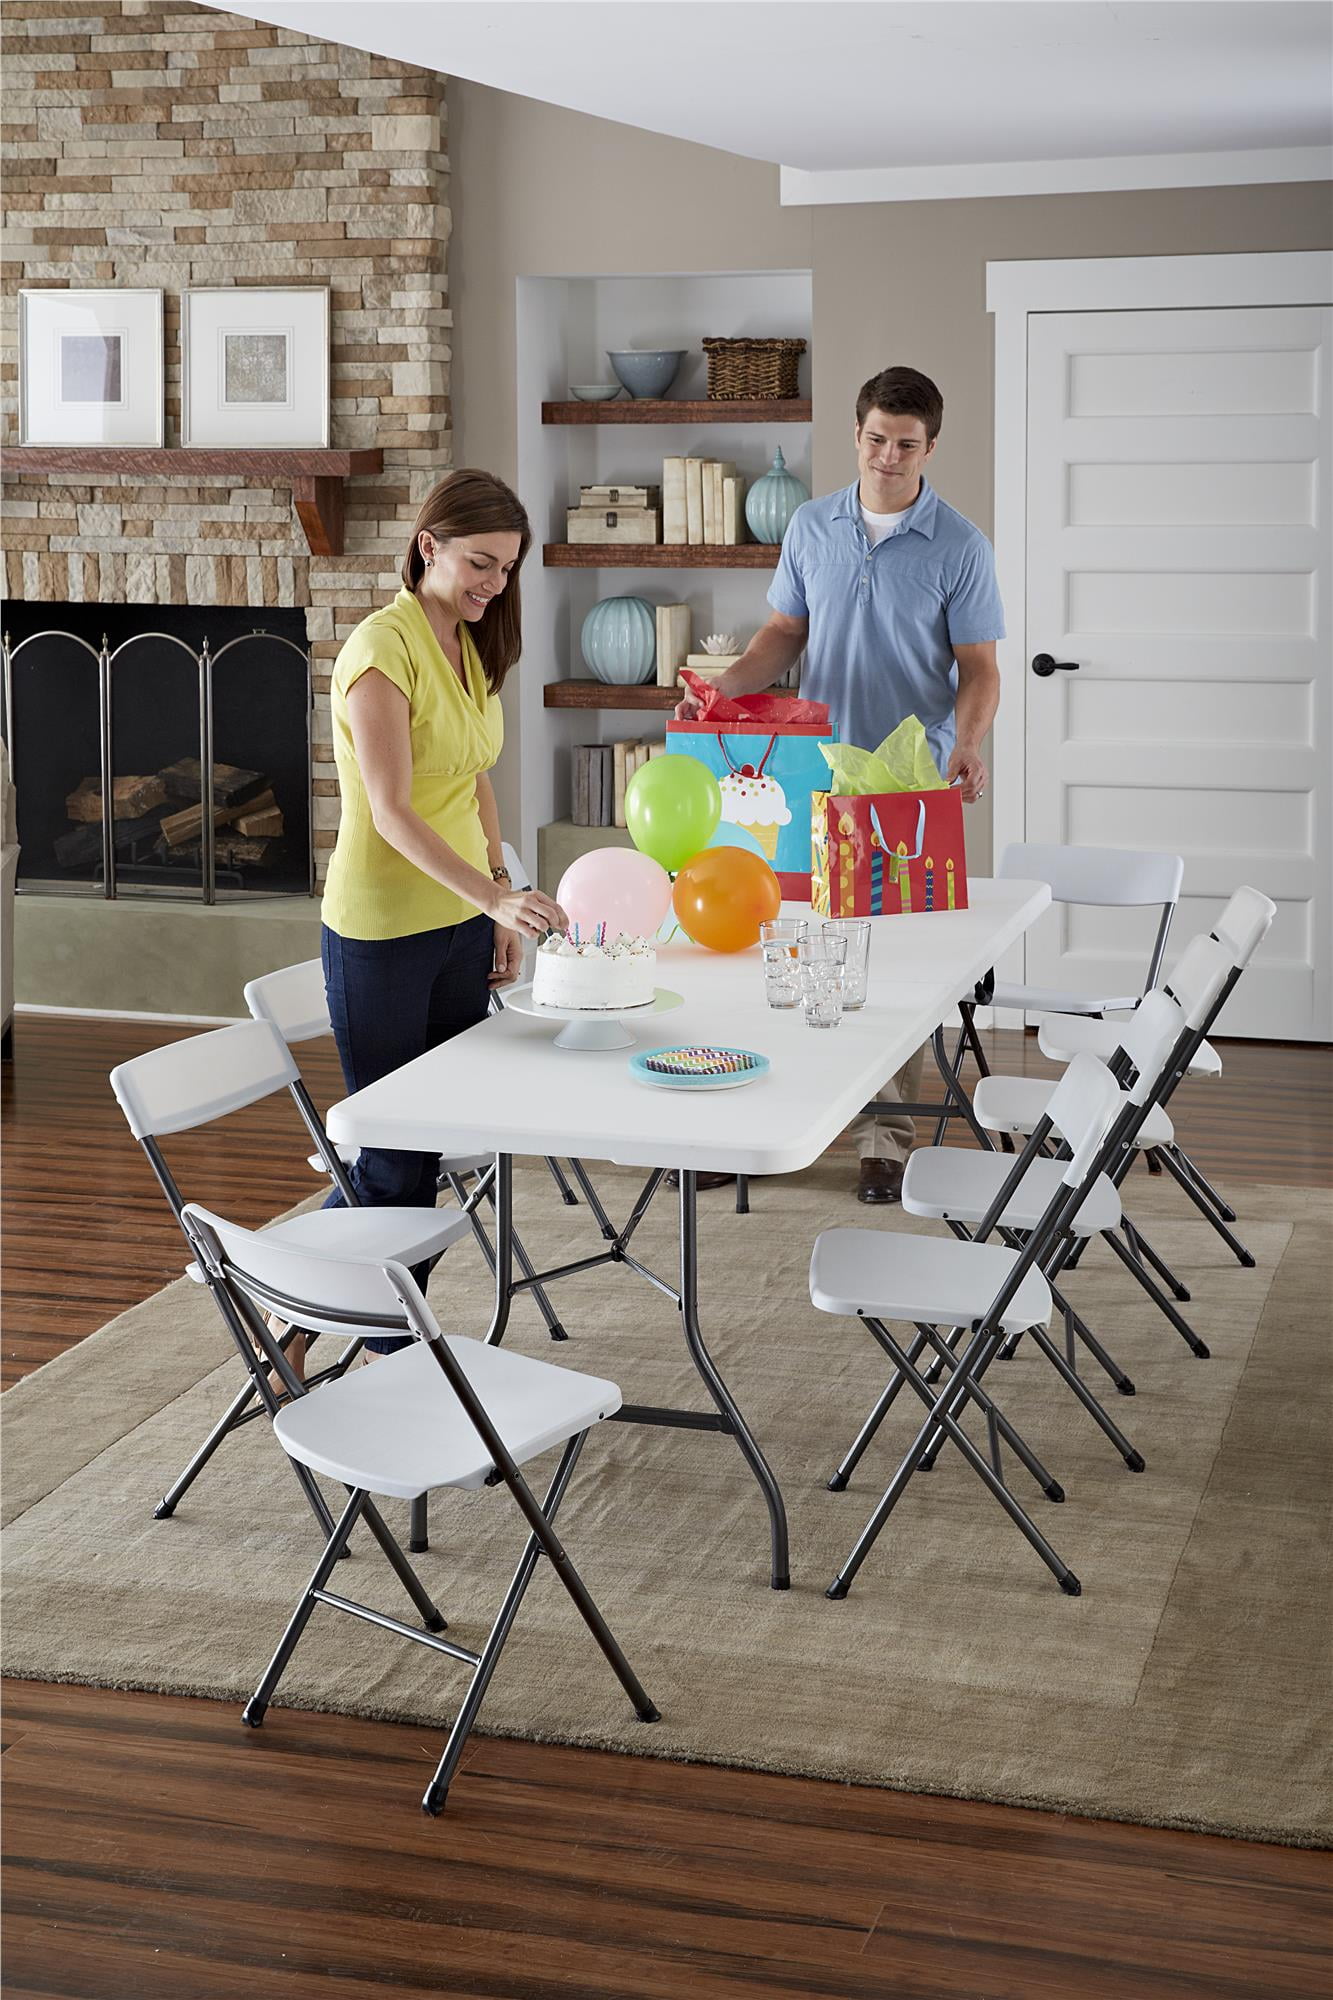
321,914,494,1349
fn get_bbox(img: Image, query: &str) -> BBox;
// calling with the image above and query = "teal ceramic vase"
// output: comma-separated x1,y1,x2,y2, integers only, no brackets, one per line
744,446,809,545
580,595,656,684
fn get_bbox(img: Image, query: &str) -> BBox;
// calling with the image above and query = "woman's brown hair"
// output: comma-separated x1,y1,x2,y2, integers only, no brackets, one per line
401,469,532,693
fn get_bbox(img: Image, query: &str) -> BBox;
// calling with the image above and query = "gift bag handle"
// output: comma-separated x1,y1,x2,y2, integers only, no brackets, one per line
718,733,779,777
869,797,927,871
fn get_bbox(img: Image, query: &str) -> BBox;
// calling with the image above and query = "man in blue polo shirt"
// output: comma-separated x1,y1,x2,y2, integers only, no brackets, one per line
677,366,1002,1203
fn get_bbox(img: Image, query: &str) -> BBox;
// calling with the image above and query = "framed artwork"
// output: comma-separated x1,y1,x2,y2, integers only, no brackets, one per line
19,288,164,446
182,287,330,448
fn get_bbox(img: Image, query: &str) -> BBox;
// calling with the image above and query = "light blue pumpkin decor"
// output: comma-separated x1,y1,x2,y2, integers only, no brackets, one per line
744,446,810,546
580,595,656,684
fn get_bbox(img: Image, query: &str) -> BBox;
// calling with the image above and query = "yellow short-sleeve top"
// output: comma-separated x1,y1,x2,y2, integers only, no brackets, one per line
321,587,504,941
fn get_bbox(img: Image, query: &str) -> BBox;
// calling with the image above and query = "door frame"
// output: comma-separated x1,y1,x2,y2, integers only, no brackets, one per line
984,249,1333,1011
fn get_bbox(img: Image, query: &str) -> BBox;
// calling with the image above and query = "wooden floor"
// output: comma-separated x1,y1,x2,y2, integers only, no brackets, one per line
3,1012,1331,2000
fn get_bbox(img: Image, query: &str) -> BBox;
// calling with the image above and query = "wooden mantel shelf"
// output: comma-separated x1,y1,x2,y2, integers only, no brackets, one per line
544,542,779,569
2,446,384,557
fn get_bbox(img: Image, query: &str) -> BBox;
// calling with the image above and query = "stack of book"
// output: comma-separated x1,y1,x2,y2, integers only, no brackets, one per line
571,739,667,827
662,458,747,546
566,483,661,544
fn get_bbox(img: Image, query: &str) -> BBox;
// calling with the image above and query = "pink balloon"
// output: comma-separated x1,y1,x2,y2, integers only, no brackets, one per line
556,847,672,938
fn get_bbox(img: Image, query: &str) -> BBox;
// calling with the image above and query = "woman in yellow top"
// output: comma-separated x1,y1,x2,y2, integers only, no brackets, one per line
320,468,564,1354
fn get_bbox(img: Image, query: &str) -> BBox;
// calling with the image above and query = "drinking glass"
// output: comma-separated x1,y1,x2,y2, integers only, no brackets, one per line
760,917,808,1010
823,919,872,1010
798,935,847,1029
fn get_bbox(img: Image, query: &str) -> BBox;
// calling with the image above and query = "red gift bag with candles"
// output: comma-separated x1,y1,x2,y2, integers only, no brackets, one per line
810,717,968,917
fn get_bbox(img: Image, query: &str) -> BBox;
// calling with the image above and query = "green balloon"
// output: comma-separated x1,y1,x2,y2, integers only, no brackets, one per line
625,754,721,873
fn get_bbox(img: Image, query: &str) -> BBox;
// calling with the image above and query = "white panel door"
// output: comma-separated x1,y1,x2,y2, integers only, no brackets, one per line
1024,306,1331,1040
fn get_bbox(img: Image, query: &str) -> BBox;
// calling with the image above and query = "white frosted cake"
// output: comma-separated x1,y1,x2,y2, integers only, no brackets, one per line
531,932,656,1011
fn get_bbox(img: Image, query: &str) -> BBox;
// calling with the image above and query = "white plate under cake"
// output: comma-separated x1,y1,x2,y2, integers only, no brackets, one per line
531,932,657,1011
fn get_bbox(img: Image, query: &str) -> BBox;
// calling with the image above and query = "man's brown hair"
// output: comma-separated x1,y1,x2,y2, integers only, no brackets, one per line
401,468,532,693
856,367,944,443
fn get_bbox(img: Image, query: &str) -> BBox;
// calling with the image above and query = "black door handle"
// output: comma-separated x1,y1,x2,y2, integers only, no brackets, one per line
1031,653,1079,678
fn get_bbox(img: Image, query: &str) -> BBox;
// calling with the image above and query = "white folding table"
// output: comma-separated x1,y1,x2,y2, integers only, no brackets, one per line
327,877,1052,1589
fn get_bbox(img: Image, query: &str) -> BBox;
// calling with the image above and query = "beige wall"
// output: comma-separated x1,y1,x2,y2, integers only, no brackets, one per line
450,77,1331,861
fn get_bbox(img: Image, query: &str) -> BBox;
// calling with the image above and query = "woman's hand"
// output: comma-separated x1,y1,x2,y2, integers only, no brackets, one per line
490,925,525,989
490,884,567,939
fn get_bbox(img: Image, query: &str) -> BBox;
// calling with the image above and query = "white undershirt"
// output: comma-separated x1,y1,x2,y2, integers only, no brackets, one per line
860,503,911,547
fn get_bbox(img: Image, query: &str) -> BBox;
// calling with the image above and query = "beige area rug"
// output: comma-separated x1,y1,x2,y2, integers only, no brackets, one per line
4,1162,1330,1844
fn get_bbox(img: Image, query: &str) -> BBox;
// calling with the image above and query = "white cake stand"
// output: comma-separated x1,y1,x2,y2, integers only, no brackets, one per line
504,982,683,1051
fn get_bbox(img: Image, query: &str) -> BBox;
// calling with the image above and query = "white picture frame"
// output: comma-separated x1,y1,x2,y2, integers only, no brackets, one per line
182,287,330,448
19,288,164,447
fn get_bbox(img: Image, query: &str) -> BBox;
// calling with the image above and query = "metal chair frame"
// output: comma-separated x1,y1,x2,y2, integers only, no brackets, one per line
183,1208,659,1816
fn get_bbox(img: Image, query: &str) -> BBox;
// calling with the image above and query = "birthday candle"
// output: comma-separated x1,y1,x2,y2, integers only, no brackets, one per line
924,854,934,911
946,856,956,909
897,842,912,915
870,823,883,916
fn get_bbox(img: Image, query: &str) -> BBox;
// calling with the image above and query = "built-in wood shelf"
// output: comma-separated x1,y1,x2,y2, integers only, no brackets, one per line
2,446,384,557
544,543,779,569
544,680,682,710
543,399,811,426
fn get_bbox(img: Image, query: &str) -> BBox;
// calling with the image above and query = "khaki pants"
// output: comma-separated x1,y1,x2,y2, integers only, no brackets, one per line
848,1044,926,1165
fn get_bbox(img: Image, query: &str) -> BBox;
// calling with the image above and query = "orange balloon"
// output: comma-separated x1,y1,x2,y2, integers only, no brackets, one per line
672,845,782,953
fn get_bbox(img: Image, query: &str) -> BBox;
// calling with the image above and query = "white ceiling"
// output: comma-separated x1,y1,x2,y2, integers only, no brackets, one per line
225,0,1333,200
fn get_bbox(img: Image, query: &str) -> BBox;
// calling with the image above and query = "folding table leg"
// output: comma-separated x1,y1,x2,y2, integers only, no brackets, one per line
678,1170,790,1590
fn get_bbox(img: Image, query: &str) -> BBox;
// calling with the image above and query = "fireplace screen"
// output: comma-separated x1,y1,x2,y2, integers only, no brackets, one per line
1,601,313,901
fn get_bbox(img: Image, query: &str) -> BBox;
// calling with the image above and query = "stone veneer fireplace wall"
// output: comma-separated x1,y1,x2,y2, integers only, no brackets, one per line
1,0,454,1012
1,0,453,886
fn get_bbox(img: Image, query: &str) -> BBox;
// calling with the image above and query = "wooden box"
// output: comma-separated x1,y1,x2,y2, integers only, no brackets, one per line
566,505,662,544
579,483,659,509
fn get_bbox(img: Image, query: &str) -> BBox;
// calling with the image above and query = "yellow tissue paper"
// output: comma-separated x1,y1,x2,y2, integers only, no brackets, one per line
819,715,946,795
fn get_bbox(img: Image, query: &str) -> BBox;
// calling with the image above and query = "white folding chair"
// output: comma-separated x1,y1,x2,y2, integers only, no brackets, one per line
811,1053,1134,1599
1036,886,1277,1268
926,840,1184,1152
975,890,1276,1290
181,1203,660,1816
109,1019,470,1535
243,955,581,1351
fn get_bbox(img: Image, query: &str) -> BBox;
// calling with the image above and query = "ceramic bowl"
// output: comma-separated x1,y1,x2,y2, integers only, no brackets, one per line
606,349,686,400
569,383,624,402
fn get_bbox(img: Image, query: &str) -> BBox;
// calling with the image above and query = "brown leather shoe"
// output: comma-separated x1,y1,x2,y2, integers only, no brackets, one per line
663,1169,736,1192
857,1158,905,1205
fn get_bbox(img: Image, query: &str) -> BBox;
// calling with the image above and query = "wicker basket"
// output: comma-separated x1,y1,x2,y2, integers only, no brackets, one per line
702,337,806,401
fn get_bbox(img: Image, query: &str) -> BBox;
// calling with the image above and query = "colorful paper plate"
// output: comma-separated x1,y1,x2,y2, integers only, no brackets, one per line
629,1046,770,1090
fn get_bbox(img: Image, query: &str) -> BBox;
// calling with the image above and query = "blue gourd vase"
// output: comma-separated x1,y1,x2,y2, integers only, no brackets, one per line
744,446,809,546
580,595,656,684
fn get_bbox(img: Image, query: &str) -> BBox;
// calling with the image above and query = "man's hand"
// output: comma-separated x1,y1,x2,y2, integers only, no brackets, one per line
490,924,524,989
673,687,703,721
947,744,987,804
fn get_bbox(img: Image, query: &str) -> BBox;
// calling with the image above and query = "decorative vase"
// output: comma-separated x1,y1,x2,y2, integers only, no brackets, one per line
580,595,656,684
744,446,809,546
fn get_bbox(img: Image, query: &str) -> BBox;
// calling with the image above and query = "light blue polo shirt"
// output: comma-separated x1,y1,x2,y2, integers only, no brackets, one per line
767,477,1004,778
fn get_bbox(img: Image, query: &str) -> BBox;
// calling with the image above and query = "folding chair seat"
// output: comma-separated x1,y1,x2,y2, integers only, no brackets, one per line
1036,1011,1222,1080
810,1230,1052,1333
901,1146,1121,1238
811,1052,1143,1600
973,1073,1175,1154
109,1018,470,1534
181,1204,659,1815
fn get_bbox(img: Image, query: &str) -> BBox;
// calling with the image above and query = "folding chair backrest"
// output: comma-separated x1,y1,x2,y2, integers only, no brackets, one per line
1115,988,1188,1105
183,1202,441,1344
1045,1053,1127,1187
501,841,532,891
110,1018,299,1141
244,958,331,1045
1166,934,1237,1033
999,842,1184,910
1211,885,1277,969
